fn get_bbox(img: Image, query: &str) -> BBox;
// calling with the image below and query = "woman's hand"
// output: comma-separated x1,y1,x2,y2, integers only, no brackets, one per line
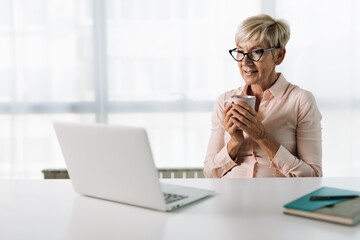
230,101,266,141
230,101,280,159
223,102,244,159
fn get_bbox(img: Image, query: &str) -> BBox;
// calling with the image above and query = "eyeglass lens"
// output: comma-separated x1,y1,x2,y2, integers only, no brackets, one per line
232,50,263,62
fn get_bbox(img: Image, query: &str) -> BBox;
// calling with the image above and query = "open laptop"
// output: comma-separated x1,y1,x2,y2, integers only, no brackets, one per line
53,121,214,212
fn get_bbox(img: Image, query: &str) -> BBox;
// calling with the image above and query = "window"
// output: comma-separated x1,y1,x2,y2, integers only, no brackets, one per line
275,0,360,176
0,0,259,178
1,0,360,178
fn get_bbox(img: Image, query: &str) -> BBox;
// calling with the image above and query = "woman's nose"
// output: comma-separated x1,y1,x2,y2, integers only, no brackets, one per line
242,55,253,65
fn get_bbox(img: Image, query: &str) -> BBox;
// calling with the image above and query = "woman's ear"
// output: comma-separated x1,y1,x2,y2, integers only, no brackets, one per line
275,48,286,65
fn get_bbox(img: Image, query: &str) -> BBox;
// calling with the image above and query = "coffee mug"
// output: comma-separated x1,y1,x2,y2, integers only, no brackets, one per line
224,95,256,110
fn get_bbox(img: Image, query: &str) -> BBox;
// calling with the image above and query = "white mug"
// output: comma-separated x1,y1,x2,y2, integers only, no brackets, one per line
224,95,256,110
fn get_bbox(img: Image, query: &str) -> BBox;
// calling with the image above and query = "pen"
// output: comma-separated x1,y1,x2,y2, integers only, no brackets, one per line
309,195,359,200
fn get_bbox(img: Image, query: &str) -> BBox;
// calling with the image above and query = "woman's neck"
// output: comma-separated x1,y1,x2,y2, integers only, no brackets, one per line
247,73,280,111
249,72,280,97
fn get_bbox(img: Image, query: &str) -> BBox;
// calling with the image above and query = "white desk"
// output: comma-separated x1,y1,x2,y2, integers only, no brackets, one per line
0,178,359,240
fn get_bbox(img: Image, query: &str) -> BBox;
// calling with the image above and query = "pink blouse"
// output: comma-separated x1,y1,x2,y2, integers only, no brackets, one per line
204,74,322,178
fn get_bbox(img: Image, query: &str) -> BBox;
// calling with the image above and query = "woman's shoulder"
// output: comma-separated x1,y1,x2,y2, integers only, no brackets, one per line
285,82,316,104
281,81,321,121
283,81,320,119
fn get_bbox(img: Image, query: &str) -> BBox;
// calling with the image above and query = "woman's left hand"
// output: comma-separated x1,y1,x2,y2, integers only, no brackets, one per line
229,101,266,142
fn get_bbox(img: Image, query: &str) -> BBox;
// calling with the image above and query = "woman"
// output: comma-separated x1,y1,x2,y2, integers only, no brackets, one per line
204,14,322,178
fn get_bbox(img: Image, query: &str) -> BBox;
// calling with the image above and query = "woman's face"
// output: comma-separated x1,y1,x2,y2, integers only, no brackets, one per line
236,39,280,90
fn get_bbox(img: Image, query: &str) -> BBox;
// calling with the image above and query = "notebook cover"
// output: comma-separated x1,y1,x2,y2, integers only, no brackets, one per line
315,197,360,224
284,186,360,212
284,197,360,225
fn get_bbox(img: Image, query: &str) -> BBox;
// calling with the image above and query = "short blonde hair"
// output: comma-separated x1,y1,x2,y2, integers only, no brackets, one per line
235,14,290,49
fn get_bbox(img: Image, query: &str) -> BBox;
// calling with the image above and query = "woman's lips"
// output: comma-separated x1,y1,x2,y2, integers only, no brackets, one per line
244,70,258,76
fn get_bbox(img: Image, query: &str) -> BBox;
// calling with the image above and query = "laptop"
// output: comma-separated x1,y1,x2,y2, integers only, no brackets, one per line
53,121,214,212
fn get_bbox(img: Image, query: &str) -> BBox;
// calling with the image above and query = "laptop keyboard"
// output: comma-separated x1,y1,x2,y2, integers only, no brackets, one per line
163,192,188,204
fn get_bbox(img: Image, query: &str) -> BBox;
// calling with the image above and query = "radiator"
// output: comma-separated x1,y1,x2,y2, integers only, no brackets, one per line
42,168,205,179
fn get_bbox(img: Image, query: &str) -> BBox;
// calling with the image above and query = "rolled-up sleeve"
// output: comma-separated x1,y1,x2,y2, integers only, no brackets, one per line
203,94,237,178
271,91,322,177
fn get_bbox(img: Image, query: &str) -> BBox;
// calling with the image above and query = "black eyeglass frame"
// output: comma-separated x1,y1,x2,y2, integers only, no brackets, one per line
229,47,280,62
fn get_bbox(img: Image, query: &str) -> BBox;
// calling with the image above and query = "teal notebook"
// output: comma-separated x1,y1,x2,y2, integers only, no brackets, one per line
283,186,360,225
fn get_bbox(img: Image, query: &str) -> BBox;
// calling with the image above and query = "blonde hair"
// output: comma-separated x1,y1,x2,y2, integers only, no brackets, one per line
235,14,290,50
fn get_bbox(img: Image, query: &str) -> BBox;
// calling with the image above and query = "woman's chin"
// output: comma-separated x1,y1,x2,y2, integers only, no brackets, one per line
242,75,258,85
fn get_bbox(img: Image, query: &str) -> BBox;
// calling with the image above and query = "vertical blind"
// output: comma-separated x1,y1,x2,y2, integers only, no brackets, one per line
0,0,359,178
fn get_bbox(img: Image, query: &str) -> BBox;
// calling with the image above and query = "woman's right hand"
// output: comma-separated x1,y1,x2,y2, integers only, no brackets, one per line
224,102,244,159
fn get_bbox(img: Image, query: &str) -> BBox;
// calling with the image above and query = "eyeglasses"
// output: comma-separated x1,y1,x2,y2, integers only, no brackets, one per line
229,47,279,62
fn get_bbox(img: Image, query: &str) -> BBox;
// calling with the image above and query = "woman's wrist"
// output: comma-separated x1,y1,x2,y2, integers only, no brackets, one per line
256,132,280,160
227,137,242,160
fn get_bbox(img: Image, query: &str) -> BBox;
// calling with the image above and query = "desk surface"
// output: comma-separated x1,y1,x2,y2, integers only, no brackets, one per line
1,178,359,240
